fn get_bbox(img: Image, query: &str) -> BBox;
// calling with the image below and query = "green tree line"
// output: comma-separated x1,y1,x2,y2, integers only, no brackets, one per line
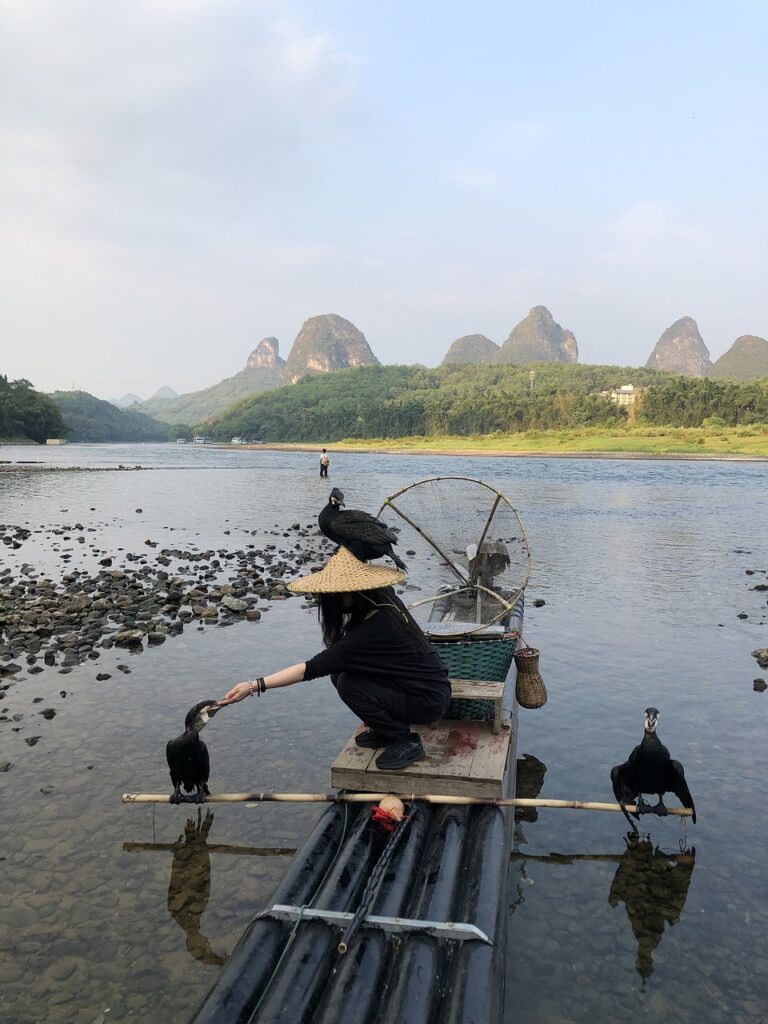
0,376,67,443
639,377,768,426
200,363,680,441
201,362,768,442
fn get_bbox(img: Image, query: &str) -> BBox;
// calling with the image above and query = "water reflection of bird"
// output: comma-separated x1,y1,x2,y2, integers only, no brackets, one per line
514,753,547,824
609,836,696,983
167,809,228,967
611,707,696,832
318,488,407,570
166,700,220,804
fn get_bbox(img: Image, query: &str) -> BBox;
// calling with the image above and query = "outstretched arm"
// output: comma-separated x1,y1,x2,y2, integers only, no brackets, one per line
217,663,307,706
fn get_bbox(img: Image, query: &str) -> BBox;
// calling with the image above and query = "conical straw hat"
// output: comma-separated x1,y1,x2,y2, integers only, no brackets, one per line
287,546,406,594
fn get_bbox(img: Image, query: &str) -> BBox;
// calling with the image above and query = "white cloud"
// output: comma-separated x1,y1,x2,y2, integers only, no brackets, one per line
608,201,698,243
0,1,363,393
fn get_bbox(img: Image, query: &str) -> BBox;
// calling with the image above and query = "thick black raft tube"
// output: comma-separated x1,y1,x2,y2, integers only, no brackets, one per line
310,804,432,1023
190,802,358,1024
378,805,470,1024
441,803,512,1024
190,780,517,1024
243,807,389,1023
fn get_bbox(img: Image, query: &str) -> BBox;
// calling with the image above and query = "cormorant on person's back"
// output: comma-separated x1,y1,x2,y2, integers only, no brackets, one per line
318,488,407,570
611,707,696,831
166,701,220,804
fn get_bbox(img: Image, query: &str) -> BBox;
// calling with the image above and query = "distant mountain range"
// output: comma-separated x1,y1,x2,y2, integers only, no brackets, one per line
708,335,768,380
113,386,178,407
127,317,380,425
442,334,499,364
110,307,767,431
442,308,577,366
129,338,285,424
646,317,712,376
283,314,379,384
442,309,766,380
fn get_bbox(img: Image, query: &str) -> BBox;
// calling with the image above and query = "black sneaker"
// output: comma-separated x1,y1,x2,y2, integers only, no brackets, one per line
355,729,390,748
375,733,425,771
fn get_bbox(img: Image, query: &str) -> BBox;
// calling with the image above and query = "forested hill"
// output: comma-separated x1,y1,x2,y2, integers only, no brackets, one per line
201,362,768,441
50,391,171,442
0,376,67,442
199,363,684,442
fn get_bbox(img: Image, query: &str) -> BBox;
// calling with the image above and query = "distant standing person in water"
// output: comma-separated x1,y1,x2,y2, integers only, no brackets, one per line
320,448,330,477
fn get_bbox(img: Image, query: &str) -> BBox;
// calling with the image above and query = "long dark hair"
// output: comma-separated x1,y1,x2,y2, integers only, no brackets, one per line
318,587,430,654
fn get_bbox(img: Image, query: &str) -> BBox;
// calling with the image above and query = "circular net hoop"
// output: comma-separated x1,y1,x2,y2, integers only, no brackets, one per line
378,477,531,639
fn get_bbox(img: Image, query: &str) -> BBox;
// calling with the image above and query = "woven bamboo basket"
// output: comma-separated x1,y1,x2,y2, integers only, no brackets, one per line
432,634,518,721
514,646,547,709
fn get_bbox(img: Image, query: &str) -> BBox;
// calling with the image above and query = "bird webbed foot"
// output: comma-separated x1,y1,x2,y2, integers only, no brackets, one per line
634,797,653,817
170,788,183,805
652,797,668,817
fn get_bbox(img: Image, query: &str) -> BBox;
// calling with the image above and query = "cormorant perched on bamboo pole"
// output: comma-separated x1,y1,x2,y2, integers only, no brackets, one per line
611,707,696,832
166,701,220,804
318,488,407,570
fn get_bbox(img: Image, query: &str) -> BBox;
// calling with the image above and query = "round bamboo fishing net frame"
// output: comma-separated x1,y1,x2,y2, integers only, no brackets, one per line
378,476,531,639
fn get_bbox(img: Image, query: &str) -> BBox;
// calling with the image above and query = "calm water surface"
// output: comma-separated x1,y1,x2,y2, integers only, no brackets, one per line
1,445,766,1023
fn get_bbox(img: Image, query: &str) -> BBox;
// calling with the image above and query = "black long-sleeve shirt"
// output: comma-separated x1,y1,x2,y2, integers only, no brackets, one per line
304,610,450,710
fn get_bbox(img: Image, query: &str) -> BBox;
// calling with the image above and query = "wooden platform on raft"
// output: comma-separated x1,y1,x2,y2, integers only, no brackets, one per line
330,718,514,799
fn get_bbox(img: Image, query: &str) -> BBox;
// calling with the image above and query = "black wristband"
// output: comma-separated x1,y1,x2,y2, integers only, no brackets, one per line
257,676,266,695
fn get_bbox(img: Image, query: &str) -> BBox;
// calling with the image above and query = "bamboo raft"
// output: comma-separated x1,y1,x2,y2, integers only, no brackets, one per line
128,580,689,1024
172,595,526,1023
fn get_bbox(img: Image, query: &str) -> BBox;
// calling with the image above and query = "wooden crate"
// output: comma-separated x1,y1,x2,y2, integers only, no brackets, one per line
330,718,514,799
449,677,504,733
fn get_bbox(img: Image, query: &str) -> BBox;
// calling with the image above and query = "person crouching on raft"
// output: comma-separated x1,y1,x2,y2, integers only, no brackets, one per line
217,546,450,770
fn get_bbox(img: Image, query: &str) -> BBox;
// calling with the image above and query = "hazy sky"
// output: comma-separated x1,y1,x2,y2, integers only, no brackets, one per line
2,1,766,400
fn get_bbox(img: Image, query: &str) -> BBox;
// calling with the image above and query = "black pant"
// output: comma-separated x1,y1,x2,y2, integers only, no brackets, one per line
332,672,447,742
320,464,328,477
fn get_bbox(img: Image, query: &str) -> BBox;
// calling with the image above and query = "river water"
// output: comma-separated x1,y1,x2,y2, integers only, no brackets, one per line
1,444,766,1024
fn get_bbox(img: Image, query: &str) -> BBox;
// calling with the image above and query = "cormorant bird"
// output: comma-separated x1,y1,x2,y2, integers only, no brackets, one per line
166,700,220,804
318,488,407,570
611,707,696,832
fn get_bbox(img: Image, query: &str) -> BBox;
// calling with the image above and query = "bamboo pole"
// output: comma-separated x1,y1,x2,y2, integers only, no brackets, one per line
121,792,693,816
122,842,296,855
509,851,695,865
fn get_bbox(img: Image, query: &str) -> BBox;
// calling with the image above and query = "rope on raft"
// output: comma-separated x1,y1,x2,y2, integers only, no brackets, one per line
338,802,415,955
121,792,694,816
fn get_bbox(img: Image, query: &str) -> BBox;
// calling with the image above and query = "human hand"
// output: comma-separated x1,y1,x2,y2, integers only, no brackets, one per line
217,682,251,706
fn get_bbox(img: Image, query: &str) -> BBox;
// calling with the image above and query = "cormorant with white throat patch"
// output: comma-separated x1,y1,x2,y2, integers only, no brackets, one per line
318,488,407,570
611,707,696,831
166,700,220,804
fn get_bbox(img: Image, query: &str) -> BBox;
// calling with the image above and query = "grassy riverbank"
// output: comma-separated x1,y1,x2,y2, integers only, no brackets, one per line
331,424,768,457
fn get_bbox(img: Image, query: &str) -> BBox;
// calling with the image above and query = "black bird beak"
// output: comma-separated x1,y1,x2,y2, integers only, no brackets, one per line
206,703,220,717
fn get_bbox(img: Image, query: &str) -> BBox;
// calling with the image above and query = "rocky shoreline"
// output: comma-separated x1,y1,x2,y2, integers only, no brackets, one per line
0,463,153,472
0,520,332,757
